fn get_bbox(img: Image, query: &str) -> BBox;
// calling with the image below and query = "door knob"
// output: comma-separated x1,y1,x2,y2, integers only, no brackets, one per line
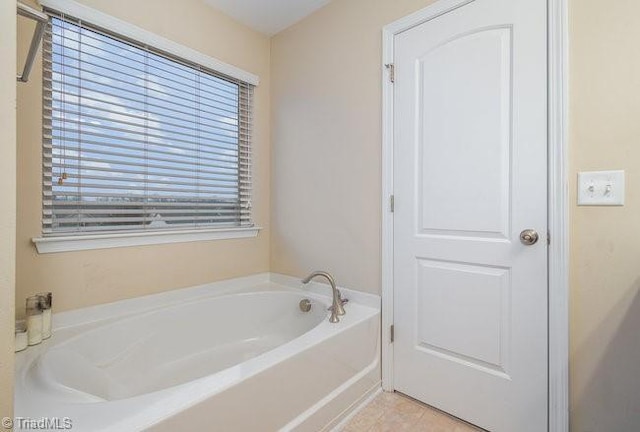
519,229,539,245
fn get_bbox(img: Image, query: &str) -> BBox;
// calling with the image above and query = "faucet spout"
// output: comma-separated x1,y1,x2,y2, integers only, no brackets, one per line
301,271,345,323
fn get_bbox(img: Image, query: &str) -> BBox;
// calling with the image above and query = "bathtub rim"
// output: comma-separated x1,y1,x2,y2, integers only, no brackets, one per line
48,272,380,332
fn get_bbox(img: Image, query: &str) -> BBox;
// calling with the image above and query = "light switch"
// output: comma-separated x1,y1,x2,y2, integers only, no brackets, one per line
577,170,625,206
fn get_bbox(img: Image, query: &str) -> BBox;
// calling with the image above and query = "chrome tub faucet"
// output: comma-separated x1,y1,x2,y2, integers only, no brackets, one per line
301,271,346,323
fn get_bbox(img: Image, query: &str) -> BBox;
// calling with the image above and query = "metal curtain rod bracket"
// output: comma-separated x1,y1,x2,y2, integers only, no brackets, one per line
17,2,48,83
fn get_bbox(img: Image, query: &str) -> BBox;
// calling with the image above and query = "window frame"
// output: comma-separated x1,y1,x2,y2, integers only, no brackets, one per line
32,2,261,254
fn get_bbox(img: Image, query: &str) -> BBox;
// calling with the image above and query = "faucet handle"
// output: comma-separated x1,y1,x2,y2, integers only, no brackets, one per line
337,289,349,305
335,290,347,316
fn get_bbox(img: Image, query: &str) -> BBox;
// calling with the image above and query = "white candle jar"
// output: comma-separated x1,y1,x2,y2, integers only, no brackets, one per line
38,292,52,339
26,295,43,346
15,320,28,352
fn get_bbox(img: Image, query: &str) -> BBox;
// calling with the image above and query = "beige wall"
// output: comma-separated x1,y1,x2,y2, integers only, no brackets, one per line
270,0,437,294
569,0,640,430
0,0,16,418
16,0,271,313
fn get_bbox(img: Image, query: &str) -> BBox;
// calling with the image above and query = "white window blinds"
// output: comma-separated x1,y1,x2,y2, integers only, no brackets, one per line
42,13,253,235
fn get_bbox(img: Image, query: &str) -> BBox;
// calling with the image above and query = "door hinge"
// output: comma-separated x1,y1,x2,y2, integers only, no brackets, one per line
385,63,395,83
389,195,395,213
390,325,395,343
547,231,551,245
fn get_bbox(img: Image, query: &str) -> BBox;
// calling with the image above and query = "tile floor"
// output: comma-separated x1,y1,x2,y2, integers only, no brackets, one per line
341,391,484,432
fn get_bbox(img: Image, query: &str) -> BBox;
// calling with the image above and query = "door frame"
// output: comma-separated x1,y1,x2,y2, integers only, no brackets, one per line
380,1,569,431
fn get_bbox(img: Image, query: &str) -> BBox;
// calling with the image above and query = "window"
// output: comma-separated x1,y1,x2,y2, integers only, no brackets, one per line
42,13,254,237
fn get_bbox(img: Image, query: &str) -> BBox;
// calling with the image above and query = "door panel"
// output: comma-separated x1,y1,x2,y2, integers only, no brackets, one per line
393,0,548,431
416,259,510,374
417,27,512,238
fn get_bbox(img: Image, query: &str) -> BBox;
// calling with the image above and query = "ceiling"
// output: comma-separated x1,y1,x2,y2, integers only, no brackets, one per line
203,0,332,36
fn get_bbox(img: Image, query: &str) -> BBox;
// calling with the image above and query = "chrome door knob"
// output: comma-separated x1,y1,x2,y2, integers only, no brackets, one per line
519,229,539,245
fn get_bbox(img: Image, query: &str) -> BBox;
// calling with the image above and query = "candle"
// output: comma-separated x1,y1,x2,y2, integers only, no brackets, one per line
15,320,27,352
38,292,52,339
26,295,43,346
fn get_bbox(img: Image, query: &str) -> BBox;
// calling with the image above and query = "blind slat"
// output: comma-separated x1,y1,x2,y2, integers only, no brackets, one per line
43,220,252,234
45,153,245,177
43,14,254,235
43,190,250,200
44,200,252,209
46,162,251,181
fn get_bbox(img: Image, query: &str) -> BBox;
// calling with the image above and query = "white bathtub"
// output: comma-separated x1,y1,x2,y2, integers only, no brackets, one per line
14,273,380,431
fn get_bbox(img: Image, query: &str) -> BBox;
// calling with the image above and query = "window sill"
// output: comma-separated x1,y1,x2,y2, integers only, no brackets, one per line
32,226,262,254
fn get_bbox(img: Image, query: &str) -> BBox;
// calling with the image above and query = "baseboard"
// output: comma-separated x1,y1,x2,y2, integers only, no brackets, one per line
325,384,383,432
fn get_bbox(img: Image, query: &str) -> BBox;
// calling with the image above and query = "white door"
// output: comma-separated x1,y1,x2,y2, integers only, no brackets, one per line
392,0,548,431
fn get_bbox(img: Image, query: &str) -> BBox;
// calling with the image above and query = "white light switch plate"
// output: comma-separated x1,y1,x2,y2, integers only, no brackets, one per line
577,170,625,206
